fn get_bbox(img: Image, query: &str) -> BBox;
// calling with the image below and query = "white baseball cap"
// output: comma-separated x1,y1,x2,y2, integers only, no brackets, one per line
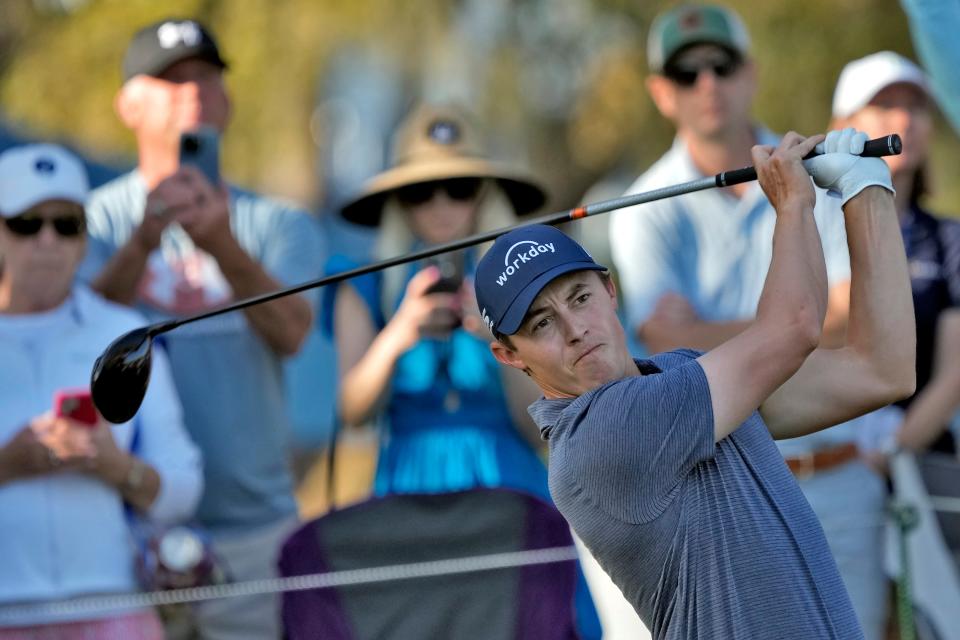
832,51,931,119
0,144,89,218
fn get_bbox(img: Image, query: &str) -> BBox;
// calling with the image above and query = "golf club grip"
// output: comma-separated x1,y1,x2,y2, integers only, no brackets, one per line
716,134,902,188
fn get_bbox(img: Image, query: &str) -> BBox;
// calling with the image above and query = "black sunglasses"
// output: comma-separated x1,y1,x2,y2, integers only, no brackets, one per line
664,57,742,87
3,213,86,238
395,178,483,207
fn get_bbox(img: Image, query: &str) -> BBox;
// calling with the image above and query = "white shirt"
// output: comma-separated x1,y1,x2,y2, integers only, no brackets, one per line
0,286,202,624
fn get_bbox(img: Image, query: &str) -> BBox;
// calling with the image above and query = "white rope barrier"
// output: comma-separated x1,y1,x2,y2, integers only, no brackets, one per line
0,545,580,623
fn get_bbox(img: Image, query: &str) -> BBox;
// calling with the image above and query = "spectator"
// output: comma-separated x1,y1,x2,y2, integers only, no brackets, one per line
333,102,549,497
78,18,324,640
832,51,960,456
331,103,601,638
608,5,890,638
0,143,202,637
477,129,912,640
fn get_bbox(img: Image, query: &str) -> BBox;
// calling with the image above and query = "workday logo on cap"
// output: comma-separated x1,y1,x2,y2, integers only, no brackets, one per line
475,224,605,336
495,239,557,286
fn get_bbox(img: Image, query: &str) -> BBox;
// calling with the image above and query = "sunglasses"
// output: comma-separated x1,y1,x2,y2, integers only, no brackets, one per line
395,178,483,207
663,57,742,87
3,213,86,238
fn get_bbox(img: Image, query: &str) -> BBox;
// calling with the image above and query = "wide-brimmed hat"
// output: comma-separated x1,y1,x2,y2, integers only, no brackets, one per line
341,104,547,226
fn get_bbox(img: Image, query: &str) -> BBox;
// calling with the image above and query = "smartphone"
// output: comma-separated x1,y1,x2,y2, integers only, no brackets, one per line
53,389,99,428
179,126,220,185
424,253,464,295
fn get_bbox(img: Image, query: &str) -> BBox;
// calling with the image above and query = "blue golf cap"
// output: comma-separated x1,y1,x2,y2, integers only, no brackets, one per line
475,224,607,336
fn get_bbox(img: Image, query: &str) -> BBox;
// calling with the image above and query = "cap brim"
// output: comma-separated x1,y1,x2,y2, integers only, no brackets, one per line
498,262,607,336
340,158,547,226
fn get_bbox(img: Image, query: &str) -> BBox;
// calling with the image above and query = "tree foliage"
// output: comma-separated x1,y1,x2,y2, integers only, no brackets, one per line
0,0,956,214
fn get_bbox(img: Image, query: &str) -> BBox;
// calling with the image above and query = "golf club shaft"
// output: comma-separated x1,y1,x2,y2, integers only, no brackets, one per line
153,133,901,337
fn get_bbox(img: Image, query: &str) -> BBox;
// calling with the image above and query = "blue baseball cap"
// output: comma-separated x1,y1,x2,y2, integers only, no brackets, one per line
475,224,607,336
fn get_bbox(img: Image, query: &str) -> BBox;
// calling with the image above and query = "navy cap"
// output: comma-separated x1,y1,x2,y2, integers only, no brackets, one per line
475,224,606,336
123,19,227,82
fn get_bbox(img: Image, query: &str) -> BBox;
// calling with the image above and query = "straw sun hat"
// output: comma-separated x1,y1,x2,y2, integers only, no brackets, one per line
340,104,547,226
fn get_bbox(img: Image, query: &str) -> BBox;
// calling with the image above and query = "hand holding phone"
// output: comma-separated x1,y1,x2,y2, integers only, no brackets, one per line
53,389,99,428
179,126,221,186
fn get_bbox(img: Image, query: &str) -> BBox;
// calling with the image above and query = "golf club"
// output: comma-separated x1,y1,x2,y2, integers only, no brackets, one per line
91,133,902,423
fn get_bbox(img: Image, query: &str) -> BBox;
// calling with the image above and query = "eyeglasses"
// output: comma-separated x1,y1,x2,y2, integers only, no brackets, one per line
395,178,483,207
3,213,86,238
663,57,742,87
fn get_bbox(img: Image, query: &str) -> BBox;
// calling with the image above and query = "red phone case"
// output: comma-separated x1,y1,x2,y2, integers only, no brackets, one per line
53,389,99,427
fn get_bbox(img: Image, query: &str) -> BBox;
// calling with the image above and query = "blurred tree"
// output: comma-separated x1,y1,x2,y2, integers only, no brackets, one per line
0,0,955,216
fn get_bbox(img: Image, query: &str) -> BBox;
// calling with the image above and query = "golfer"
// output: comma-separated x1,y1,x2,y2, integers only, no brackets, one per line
474,130,915,639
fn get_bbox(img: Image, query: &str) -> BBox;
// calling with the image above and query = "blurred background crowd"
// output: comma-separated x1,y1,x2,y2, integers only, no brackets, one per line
1,0,959,639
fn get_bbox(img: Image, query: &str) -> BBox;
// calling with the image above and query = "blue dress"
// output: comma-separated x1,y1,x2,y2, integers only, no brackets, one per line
323,253,551,500
323,251,602,639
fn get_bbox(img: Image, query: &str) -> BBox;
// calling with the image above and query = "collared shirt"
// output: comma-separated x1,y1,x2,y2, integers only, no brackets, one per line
529,350,863,640
0,286,202,624
79,171,325,533
610,129,851,334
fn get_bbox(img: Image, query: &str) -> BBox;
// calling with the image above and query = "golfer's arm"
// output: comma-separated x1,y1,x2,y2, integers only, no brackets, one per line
897,309,960,450
760,187,916,438
335,286,399,428
699,198,828,441
90,239,151,306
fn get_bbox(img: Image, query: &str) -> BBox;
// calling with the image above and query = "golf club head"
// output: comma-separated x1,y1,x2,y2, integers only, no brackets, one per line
91,326,153,424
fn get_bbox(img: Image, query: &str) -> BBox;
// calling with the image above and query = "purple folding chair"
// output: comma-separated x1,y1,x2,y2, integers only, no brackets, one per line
278,488,581,640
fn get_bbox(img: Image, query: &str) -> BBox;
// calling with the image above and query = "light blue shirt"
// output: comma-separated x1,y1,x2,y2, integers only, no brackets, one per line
79,171,325,534
900,0,960,135
0,286,202,624
609,130,856,455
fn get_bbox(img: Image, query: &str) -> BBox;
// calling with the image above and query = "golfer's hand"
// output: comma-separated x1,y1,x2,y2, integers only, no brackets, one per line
387,267,460,351
752,132,824,214
804,127,894,206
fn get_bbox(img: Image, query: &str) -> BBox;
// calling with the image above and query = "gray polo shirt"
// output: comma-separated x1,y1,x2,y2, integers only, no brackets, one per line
529,349,863,639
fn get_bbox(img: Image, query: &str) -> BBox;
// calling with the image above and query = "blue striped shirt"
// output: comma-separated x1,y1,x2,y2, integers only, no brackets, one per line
530,350,863,639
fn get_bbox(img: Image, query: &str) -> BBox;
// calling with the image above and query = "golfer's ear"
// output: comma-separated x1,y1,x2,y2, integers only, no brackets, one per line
491,340,526,372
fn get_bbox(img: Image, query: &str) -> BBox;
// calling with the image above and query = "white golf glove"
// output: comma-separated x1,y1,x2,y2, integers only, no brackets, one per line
803,127,894,206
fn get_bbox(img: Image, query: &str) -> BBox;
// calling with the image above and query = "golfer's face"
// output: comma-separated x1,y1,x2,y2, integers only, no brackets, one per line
498,271,633,398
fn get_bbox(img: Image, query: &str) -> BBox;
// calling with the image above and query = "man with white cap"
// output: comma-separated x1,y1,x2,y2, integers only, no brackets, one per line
477,131,913,638
831,52,960,638
0,144,201,636
832,51,960,456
